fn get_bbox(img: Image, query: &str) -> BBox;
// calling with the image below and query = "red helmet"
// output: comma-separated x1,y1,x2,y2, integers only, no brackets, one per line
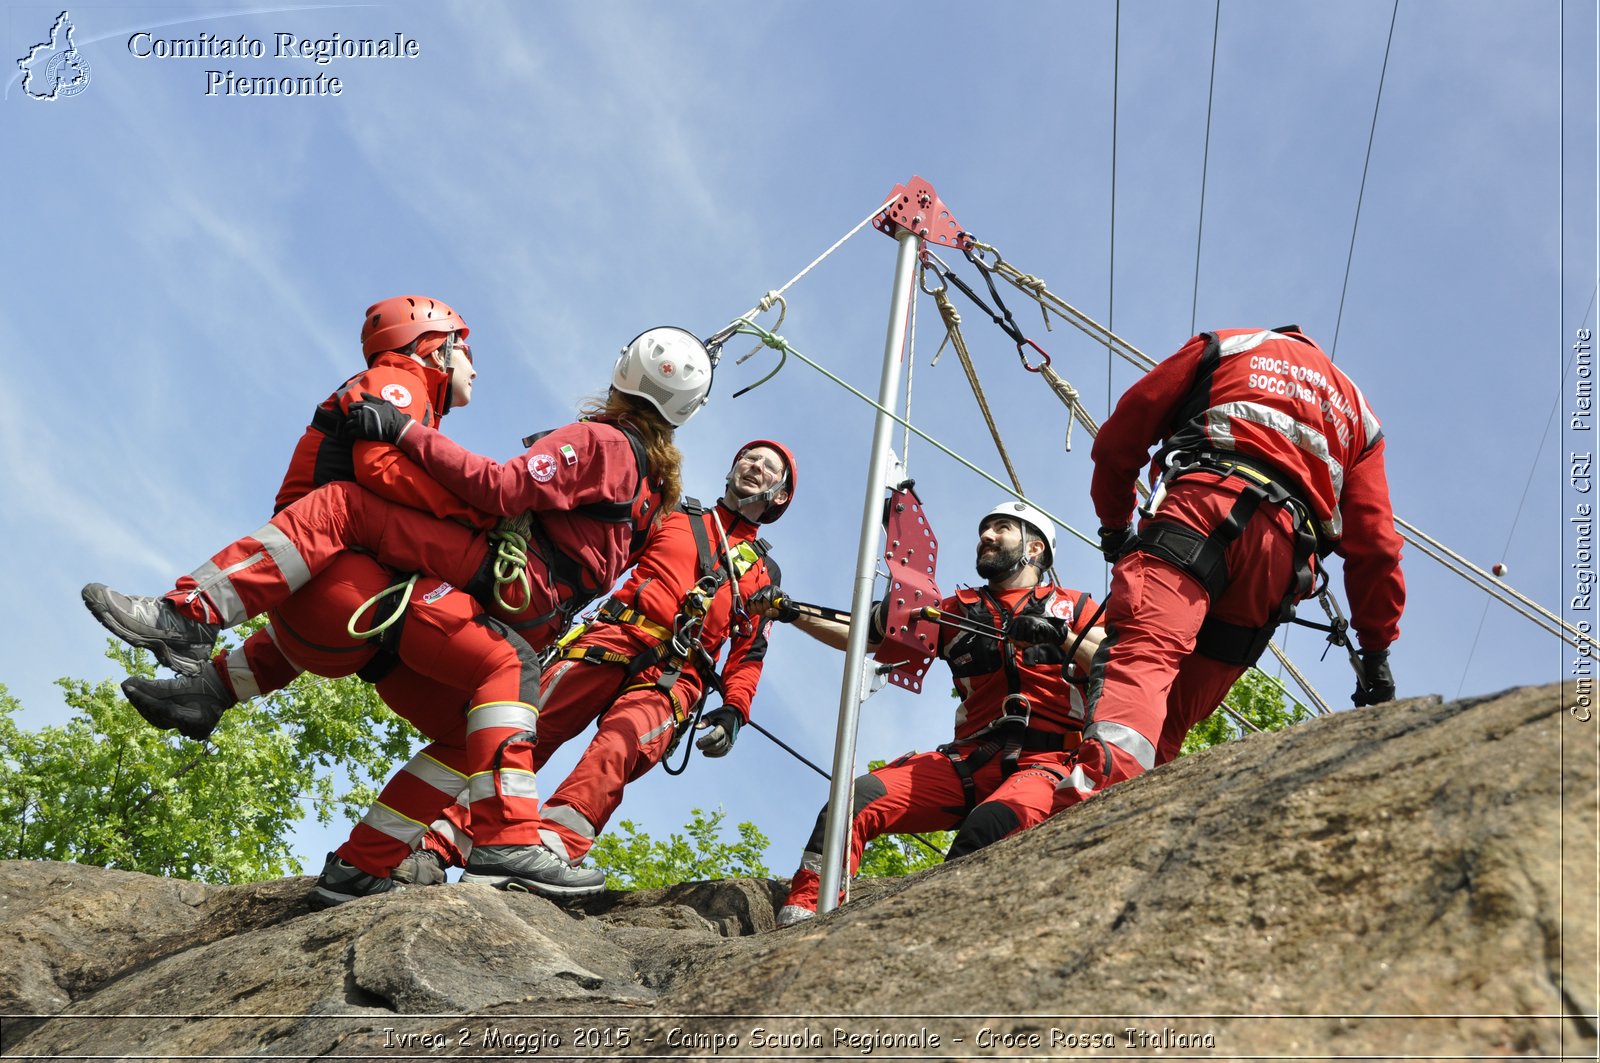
727,439,796,523
361,295,469,361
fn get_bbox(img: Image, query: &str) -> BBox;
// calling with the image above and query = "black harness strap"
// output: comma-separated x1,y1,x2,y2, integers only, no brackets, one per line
1134,453,1323,668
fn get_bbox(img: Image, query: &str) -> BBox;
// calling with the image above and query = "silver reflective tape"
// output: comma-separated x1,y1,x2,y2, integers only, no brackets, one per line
467,772,497,804
223,645,261,700
496,768,540,800
400,751,468,796
1056,764,1099,796
537,829,572,861
252,520,313,590
466,701,538,734
541,803,596,840
361,801,427,845
639,716,675,746
1217,330,1275,357
1084,720,1156,771
799,851,824,874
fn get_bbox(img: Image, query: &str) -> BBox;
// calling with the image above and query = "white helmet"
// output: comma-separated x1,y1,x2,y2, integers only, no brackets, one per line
980,500,1056,569
612,326,713,427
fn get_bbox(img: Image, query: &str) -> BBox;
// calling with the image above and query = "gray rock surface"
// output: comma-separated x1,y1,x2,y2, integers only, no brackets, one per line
2,684,1594,1060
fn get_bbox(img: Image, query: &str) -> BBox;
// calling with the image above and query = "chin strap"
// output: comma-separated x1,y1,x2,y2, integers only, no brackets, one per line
724,473,789,521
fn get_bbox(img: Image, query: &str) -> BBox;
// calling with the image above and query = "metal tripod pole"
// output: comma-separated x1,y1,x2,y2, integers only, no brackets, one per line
816,227,922,914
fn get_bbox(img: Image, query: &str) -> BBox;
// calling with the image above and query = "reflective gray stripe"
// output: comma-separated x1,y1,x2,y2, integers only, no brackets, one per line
539,659,575,705
799,851,824,874
466,701,538,735
1354,382,1383,450
542,803,596,840
639,715,675,746
360,801,427,844
185,522,312,625
223,645,261,700
400,752,468,796
496,768,540,800
1055,763,1099,796
1216,329,1275,357
467,772,497,804
538,829,573,861
1206,399,1346,538
1083,720,1156,771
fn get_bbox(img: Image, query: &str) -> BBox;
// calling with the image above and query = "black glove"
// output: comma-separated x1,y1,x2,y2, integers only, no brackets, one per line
343,392,415,444
694,705,742,757
1006,614,1067,648
1099,524,1139,565
748,585,800,623
1352,649,1396,706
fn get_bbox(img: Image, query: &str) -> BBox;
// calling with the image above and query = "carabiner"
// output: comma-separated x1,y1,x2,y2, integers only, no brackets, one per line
1017,337,1052,373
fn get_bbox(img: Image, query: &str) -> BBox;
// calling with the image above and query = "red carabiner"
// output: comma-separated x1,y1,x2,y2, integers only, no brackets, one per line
1018,337,1052,373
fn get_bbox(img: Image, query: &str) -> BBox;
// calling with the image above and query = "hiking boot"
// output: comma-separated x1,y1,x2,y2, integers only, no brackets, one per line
460,844,606,898
122,670,236,742
82,583,219,676
392,848,448,886
775,904,816,928
310,852,399,908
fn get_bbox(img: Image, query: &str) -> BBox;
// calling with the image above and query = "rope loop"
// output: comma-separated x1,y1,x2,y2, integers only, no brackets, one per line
490,514,535,613
347,574,420,640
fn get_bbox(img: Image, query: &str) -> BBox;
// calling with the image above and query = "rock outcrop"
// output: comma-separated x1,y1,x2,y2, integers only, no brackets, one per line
2,684,1594,1060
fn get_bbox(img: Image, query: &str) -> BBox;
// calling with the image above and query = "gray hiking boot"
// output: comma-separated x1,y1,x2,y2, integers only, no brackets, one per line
392,849,448,886
122,669,236,742
82,583,219,676
461,844,607,898
775,904,816,928
310,852,399,908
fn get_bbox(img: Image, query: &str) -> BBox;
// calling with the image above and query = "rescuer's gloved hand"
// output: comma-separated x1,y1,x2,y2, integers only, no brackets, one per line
1006,614,1067,648
344,392,415,445
694,706,742,757
748,585,800,623
1098,524,1139,565
1352,649,1396,706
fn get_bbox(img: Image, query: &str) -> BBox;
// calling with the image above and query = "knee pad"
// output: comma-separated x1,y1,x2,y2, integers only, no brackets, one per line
802,772,888,853
945,801,1021,861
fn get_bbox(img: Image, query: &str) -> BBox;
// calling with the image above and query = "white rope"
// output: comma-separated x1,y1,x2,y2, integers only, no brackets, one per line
731,195,899,326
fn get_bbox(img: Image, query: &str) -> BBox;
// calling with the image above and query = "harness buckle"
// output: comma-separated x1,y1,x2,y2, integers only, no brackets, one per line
997,693,1032,728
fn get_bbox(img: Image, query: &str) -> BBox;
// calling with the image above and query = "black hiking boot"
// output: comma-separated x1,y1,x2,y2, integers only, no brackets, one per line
310,852,399,908
122,669,236,742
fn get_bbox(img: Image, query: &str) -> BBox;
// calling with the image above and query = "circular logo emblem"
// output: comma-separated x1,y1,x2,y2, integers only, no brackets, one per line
1048,597,1074,623
45,51,91,98
658,361,675,377
528,454,558,482
379,383,413,408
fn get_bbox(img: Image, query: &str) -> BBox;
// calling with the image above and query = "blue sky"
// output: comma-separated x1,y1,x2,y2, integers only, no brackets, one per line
4,1,1596,879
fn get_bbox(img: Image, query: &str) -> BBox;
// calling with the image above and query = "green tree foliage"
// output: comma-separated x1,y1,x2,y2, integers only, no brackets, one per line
856,758,950,879
1180,667,1313,756
588,806,770,890
0,633,418,883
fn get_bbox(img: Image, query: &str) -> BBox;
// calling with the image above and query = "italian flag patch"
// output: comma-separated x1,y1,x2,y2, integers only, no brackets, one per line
560,444,578,466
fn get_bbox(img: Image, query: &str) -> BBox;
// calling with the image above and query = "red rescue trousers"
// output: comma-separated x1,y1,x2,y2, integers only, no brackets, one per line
336,576,542,877
1049,477,1303,818
416,622,700,866
161,480,569,651
781,744,1069,915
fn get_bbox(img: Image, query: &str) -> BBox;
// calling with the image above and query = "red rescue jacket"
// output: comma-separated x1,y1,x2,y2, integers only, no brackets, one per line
939,583,1099,741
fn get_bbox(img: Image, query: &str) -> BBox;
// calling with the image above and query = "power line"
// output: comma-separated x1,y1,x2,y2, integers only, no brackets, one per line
1190,0,1221,337
1330,0,1400,362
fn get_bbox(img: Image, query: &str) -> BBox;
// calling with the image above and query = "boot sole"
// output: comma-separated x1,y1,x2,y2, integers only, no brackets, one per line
460,870,606,898
82,585,211,676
